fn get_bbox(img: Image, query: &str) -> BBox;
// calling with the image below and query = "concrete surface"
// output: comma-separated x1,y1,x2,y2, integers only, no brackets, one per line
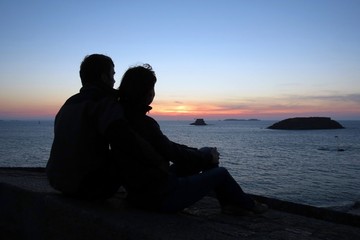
0,167,359,240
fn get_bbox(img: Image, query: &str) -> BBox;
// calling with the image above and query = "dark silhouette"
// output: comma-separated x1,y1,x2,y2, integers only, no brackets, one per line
46,54,161,201
190,118,207,125
224,118,260,121
117,64,268,214
335,136,345,151
268,117,344,130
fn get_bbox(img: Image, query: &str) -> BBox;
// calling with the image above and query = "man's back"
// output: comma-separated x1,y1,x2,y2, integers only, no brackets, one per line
46,85,123,195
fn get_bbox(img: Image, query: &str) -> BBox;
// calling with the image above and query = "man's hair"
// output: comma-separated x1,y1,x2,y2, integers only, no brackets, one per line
79,54,114,86
118,64,157,105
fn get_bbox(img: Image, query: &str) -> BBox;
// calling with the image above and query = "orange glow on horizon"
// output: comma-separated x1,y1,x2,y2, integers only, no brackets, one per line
0,101,60,120
149,100,360,120
1,97,359,120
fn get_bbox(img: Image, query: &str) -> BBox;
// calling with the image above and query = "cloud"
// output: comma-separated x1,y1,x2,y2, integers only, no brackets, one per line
281,93,360,103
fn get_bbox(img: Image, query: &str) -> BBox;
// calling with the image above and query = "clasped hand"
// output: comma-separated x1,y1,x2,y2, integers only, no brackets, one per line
210,147,220,164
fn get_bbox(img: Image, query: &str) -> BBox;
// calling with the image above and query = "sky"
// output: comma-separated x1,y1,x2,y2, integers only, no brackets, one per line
0,0,359,121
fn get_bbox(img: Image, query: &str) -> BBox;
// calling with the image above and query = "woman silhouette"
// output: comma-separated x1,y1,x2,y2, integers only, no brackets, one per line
117,64,267,214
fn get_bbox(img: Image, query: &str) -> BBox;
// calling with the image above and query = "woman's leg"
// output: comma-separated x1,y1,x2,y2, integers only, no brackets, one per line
160,167,254,213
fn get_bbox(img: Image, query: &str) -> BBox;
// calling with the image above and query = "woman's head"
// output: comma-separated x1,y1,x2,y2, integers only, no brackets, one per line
118,64,157,106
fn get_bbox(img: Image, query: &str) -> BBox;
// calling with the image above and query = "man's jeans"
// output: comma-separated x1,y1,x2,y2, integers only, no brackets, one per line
160,167,255,213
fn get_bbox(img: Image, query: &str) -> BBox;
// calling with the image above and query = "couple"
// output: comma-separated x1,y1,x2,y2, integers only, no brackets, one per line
46,54,268,215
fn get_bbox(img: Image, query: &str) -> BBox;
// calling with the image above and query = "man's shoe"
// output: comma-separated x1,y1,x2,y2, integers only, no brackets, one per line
252,201,268,214
221,201,268,216
221,205,254,216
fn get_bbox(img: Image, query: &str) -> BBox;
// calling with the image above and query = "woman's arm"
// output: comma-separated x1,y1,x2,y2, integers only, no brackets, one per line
136,116,218,173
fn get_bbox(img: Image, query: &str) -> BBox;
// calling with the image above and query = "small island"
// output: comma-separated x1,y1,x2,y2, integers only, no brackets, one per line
190,118,207,126
267,117,344,130
223,118,260,121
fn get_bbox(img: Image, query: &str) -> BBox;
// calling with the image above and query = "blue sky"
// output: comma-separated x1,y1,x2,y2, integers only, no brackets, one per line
0,0,359,120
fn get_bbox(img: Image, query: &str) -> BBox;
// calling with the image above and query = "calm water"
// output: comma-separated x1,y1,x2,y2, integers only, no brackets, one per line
0,119,359,210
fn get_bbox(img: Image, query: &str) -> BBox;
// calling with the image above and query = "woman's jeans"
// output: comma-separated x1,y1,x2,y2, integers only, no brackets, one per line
160,167,255,213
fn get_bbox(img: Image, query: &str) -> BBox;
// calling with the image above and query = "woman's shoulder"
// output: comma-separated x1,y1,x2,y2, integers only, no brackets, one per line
144,115,160,127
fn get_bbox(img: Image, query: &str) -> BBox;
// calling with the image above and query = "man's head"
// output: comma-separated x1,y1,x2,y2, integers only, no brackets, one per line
79,54,115,88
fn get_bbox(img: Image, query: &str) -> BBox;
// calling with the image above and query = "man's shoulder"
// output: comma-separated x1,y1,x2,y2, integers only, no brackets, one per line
57,86,121,121
64,85,116,105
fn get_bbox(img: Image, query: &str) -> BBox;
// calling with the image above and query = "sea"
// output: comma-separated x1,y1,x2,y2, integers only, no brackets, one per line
0,119,359,212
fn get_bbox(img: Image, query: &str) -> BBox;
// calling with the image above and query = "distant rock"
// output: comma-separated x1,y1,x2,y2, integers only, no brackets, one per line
223,118,260,121
267,117,344,130
190,118,207,126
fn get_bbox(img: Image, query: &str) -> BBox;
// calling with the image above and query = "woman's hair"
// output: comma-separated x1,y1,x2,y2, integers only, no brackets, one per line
118,64,157,105
79,54,114,86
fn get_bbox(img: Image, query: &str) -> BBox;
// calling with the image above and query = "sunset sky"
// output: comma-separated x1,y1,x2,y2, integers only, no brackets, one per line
1,0,359,120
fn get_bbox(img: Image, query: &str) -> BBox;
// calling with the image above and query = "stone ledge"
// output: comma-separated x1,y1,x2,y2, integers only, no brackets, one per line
1,168,359,240
249,194,360,228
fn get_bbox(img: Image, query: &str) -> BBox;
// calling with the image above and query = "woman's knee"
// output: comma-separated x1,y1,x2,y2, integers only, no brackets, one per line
205,166,230,178
216,166,229,173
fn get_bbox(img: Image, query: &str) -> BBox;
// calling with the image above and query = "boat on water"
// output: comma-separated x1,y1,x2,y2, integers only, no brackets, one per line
190,118,207,126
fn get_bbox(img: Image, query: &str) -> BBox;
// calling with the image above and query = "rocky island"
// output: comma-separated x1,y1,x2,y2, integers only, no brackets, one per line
268,117,344,130
223,118,260,121
190,118,207,125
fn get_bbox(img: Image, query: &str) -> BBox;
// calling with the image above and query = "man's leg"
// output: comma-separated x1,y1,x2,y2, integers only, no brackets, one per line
160,167,254,213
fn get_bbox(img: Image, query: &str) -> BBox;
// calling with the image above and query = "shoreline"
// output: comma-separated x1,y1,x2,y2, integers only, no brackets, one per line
1,167,359,239
1,167,359,226
1,166,358,214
